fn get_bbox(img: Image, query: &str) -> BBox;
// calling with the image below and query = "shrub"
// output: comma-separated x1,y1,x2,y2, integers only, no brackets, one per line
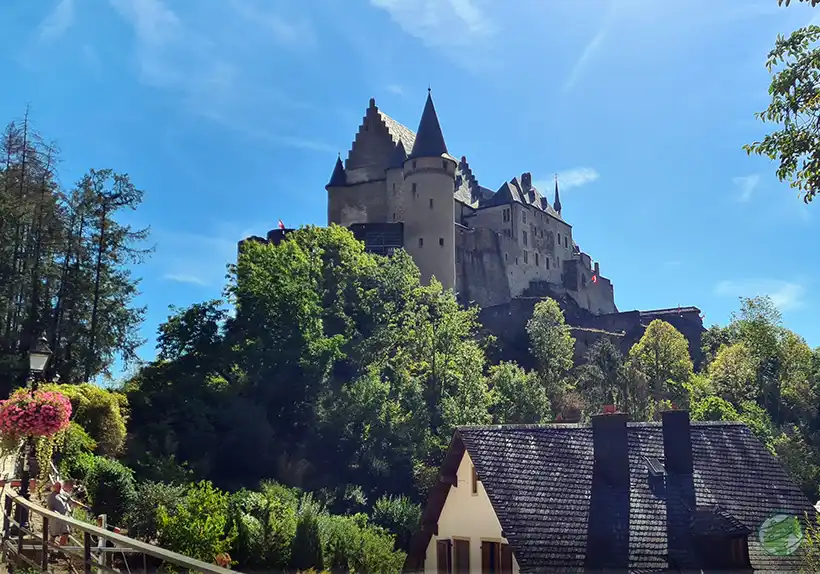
156,481,236,564
41,383,128,456
291,496,324,572
228,487,297,570
318,513,405,574
56,422,97,478
124,481,186,541
85,456,137,525
371,494,421,551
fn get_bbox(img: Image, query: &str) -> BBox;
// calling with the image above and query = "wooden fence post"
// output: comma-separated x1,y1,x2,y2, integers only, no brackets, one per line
41,515,48,571
84,531,92,574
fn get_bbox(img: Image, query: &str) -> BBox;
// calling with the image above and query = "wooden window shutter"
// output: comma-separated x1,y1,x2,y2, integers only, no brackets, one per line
481,541,493,574
500,543,513,574
471,465,478,494
436,539,452,574
453,539,470,574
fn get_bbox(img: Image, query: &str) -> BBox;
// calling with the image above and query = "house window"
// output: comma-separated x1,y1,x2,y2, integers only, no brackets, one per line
454,539,470,574
471,465,478,495
437,540,453,574
522,231,527,246
535,253,539,266
419,238,424,248
524,251,528,264
481,541,513,574
430,198,434,209
439,237,444,246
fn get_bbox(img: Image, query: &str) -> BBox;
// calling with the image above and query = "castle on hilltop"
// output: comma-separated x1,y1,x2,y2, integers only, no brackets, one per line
324,90,616,314
242,91,704,367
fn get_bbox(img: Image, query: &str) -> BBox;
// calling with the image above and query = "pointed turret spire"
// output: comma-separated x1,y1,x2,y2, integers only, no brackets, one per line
553,173,562,214
388,141,407,169
327,154,346,187
408,89,449,159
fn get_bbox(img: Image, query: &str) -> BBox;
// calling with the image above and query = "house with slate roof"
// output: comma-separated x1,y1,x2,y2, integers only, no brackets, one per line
404,410,816,573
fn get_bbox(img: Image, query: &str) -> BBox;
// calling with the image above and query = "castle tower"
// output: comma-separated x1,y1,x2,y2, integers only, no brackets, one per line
325,154,347,224
386,141,407,223
402,90,457,290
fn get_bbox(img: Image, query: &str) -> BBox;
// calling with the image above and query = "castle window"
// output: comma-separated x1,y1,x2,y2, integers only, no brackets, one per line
439,237,444,246
536,253,539,266
430,198,434,209
522,231,528,246
393,213,396,221
524,251,529,264
412,183,417,197
546,258,550,270
392,183,396,192
582,275,587,286
413,161,417,169
419,237,424,248
515,257,519,265
505,253,508,261
558,232,561,244
442,160,448,170
523,211,527,224
565,236,568,248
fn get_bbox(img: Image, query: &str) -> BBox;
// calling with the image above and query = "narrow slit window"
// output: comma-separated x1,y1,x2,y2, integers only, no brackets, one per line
419,237,424,248
471,465,478,495
439,237,444,246
430,198,434,209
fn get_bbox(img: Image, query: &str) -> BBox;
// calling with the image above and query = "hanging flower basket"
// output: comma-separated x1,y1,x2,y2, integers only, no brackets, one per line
0,389,72,439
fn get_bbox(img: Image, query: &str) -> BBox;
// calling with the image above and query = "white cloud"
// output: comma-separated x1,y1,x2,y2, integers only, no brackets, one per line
369,0,494,64
714,279,806,312
38,0,75,41
387,84,405,96
534,168,599,195
564,29,606,92
163,273,209,286
733,174,760,202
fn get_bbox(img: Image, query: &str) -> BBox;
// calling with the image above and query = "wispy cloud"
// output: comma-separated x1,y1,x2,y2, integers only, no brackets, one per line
38,0,75,41
564,29,606,92
387,84,405,96
714,278,807,312
370,0,494,68
733,174,760,202
534,168,600,195
163,273,209,286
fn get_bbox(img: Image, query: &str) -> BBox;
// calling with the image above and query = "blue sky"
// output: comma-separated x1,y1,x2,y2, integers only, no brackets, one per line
0,0,818,380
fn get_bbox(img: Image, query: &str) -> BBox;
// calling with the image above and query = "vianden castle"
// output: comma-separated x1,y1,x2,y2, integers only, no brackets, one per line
242,91,705,367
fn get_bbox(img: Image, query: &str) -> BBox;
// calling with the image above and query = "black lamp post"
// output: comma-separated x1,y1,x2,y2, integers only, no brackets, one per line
17,334,52,526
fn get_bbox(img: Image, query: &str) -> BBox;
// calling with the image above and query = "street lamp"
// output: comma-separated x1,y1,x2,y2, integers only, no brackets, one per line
18,334,52,527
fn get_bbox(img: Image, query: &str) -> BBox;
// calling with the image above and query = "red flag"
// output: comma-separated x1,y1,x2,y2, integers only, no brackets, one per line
591,274,598,284
278,219,285,230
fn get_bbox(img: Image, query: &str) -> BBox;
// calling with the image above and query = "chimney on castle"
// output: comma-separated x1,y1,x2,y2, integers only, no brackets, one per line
522,172,532,191
591,407,629,487
594,262,600,276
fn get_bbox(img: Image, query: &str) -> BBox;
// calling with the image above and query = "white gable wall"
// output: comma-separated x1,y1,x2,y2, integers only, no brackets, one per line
423,449,520,573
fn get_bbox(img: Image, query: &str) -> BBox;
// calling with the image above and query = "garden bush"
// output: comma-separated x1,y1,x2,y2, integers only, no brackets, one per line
124,481,186,541
371,494,421,551
85,456,137,525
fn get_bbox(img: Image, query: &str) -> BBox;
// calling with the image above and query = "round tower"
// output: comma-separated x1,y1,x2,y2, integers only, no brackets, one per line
402,90,457,290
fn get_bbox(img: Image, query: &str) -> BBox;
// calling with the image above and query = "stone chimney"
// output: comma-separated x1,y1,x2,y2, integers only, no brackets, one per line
594,262,600,276
521,172,532,191
591,409,630,487
662,410,693,475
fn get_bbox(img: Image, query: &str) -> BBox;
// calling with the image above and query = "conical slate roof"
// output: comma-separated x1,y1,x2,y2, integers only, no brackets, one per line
408,90,448,159
388,141,407,169
327,154,346,187
553,175,562,213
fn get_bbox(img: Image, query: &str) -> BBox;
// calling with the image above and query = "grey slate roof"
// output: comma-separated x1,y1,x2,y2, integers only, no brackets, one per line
379,111,416,153
327,154,346,187
409,422,815,573
408,91,449,159
481,178,565,221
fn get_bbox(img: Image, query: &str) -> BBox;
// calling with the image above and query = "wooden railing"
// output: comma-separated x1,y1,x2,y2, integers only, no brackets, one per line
0,484,239,573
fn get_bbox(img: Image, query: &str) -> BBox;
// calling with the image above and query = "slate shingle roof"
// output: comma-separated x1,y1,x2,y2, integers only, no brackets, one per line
407,421,815,574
